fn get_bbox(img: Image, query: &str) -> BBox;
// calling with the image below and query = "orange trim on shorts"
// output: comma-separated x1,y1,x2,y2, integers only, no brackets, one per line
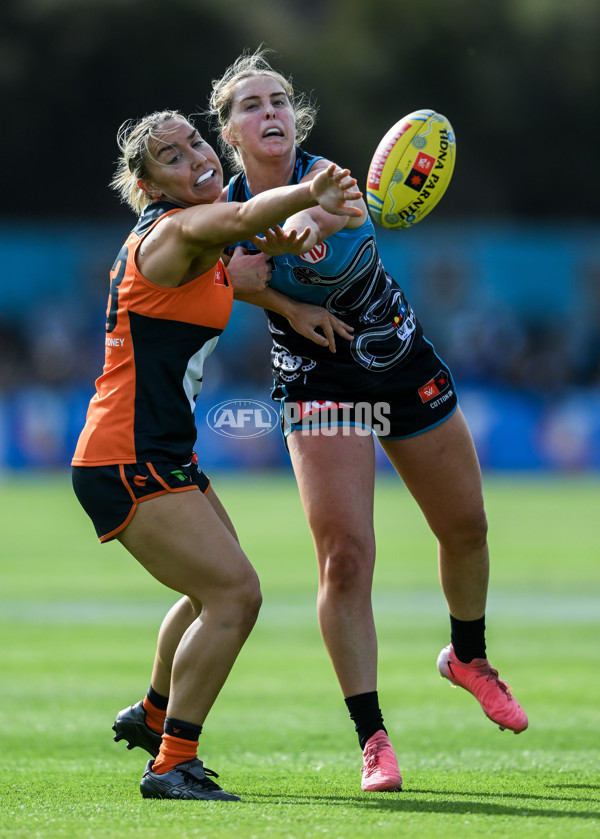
98,465,138,542
119,464,137,502
98,463,209,543
145,461,207,496
146,461,172,491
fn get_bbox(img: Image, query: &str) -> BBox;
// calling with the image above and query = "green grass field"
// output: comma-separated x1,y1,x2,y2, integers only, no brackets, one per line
1,471,599,838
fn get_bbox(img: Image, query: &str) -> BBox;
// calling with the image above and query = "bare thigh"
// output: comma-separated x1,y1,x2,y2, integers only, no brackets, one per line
205,485,239,542
288,429,377,577
378,408,487,544
117,488,258,607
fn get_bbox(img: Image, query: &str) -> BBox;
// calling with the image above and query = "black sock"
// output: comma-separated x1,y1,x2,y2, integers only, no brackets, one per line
450,614,487,663
147,685,169,710
164,716,203,741
344,691,386,750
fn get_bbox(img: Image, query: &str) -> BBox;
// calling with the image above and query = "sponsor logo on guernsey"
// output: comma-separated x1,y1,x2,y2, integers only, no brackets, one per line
206,399,279,438
213,262,227,285
299,242,329,264
418,371,451,404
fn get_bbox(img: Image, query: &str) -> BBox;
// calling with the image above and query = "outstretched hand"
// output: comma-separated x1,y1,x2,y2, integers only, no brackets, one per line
249,225,312,257
286,301,354,353
310,163,363,217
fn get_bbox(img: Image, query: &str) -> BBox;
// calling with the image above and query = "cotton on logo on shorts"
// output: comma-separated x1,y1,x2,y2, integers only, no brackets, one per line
418,371,450,404
206,399,279,438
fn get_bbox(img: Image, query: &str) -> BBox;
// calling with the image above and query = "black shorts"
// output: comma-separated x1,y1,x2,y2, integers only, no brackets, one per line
72,457,210,543
280,336,458,440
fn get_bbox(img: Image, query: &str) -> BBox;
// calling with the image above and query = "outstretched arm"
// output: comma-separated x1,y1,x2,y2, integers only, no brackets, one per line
138,165,362,288
183,164,362,254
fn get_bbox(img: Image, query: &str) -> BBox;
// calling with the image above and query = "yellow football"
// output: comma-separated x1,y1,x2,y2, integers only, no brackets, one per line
366,109,456,229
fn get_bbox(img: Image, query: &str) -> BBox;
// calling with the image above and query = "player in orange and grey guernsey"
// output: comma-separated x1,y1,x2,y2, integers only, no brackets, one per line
205,51,528,791
71,109,362,802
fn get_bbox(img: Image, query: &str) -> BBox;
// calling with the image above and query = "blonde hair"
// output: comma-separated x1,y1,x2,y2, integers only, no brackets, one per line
110,109,190,215
208,47,317,172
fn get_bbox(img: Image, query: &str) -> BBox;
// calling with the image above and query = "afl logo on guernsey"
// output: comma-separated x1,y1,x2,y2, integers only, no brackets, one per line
299,242,329,264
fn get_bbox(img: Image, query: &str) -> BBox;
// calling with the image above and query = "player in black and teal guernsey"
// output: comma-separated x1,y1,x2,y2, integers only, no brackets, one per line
208,51,528,792
214,52,530,793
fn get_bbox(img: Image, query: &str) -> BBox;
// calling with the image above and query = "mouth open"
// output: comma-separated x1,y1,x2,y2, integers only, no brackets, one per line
263,128,283,138
195,169,215,186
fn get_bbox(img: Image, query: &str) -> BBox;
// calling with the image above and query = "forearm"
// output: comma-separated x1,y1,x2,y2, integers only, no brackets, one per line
236,183,316,241
234,286,297,318
235,286,354,353
178,166,359,255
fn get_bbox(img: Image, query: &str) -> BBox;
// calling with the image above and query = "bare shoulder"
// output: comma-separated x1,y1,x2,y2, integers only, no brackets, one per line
137,206,223,286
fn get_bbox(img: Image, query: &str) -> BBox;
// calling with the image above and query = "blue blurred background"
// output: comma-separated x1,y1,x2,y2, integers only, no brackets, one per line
1,0,599,472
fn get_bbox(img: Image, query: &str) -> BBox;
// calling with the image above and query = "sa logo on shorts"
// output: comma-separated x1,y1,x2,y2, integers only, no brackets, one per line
206,399,279,438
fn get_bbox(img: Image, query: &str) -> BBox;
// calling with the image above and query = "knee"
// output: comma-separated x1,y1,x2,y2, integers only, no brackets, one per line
438,506,489,555
319,533,375,594
232,569,263,632
192,566,262,636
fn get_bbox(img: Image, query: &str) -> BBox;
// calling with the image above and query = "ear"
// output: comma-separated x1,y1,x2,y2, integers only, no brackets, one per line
221,126,239,148
137,179,162,200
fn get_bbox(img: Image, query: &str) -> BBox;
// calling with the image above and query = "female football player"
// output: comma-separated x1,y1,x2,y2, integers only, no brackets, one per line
72,108,362,801
205,50,529,792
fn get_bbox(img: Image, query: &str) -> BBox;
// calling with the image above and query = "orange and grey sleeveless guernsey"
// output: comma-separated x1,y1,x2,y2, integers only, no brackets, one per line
72,201,232,466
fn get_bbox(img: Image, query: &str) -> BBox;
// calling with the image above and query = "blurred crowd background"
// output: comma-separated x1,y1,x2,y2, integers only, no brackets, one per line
1,0,599,471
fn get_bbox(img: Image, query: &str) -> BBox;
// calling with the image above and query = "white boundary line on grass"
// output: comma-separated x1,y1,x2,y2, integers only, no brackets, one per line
1,590,598,625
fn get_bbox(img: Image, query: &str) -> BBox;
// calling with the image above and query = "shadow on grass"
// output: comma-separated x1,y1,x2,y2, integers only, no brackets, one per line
247,788,599,820
554,783,600,791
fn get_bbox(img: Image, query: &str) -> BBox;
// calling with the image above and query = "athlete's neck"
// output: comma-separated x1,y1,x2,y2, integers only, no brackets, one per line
242,151,296,196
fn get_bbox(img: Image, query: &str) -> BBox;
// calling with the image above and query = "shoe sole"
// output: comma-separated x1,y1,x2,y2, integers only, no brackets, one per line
362,781,403,792
140,780,240,801
112,721,161,756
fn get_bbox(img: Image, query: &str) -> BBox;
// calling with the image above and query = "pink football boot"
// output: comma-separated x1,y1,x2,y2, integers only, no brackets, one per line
437,644,528,733
360,730,403,792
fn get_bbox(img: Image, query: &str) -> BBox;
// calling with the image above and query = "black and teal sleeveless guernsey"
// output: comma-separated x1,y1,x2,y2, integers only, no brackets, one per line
227,147,426,402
